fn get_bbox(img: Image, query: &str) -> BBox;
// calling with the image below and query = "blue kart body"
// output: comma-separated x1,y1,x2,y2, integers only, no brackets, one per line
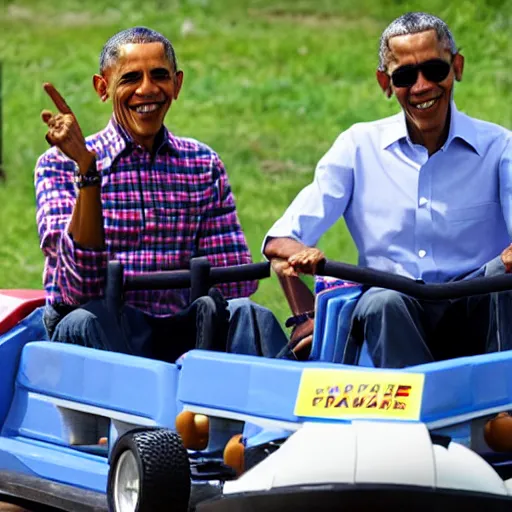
1,263,512,510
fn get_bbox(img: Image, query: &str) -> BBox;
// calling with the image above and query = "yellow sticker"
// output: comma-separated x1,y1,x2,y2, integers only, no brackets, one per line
294,369,425,421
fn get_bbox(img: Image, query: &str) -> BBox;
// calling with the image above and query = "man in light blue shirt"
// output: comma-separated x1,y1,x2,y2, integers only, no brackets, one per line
263,12,512,368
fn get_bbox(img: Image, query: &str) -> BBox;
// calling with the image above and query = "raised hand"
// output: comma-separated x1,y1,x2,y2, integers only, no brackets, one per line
41,82,95,172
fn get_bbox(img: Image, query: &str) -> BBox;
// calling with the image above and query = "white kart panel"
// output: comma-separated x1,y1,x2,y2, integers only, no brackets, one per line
223,447,276,494
223,421,508,497
272,422,356,488
433,443,507,496
224,422,356,494
353,421,435,487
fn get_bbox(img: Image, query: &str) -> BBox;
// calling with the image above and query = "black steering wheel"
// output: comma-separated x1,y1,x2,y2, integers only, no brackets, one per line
316,259,512,300
104,257,271,311
104,256,512,312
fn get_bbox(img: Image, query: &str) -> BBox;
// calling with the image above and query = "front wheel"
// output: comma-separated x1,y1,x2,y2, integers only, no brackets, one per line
107,428,191,512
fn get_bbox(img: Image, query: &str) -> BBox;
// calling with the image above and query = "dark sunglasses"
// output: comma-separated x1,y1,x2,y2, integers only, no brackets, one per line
390,58,452,88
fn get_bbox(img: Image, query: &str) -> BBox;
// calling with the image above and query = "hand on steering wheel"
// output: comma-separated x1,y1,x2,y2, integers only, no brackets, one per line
501,244,512,273
272,248,325,277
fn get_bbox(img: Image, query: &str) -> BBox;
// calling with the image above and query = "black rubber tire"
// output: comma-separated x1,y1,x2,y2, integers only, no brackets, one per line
107,428,191,512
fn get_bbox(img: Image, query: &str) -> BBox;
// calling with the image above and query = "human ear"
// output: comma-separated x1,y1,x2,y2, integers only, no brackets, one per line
93,74,109,102
173,70,184,100
376,70,393,98
453,53,464,82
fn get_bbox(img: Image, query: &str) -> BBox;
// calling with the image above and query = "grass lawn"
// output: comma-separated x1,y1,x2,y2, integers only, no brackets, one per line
0,0,511,325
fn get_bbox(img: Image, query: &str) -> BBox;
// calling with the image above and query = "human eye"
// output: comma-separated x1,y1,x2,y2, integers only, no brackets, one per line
152,68,171,80
120,72,140,83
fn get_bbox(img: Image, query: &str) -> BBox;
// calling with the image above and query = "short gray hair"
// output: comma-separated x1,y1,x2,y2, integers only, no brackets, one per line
378,12,458,72
99,26,178,74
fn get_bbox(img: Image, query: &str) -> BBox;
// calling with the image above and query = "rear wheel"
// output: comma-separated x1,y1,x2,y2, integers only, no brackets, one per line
107,428,191,512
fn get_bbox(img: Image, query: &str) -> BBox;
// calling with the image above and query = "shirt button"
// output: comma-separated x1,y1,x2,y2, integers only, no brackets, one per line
419,197,428,207
418,250,427,258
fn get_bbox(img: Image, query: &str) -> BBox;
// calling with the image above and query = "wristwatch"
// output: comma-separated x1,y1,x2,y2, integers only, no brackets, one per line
74,160,101,189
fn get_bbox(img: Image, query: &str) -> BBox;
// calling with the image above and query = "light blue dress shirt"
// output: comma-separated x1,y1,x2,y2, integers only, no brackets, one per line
265,102,512,283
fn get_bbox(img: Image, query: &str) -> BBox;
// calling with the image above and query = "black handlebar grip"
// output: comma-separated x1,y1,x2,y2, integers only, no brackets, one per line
105,260,124,312
190,257,212,302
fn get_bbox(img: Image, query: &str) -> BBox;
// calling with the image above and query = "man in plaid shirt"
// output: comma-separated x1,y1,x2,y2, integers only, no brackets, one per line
35,27,290,362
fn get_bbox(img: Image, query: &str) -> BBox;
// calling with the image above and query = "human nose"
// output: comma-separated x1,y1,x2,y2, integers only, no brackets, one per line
135,74,159,97
410,70,434,94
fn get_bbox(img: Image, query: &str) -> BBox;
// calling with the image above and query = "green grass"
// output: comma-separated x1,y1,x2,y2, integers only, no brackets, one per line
0,0,511,325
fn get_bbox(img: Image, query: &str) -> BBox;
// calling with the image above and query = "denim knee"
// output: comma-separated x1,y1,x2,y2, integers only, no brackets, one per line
52,308,99,344
52,309,105,348
354,289,409,320
227,297,253,316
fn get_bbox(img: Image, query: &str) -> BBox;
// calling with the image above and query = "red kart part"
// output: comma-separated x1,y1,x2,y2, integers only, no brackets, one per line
0,290,45,336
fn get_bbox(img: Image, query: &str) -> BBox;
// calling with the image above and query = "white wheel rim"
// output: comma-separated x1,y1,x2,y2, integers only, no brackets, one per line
114,450,140,512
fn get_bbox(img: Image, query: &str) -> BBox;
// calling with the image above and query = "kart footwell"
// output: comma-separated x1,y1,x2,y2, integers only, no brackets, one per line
196,483,512,512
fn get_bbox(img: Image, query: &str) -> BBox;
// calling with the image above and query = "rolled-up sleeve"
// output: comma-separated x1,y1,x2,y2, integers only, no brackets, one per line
196,154,258,298
262,130,355,252
35,150,108,305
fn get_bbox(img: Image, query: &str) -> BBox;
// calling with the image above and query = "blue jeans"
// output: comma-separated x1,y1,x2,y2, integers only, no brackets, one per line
45,297,291,362
344,256,512,369
345,288,495,368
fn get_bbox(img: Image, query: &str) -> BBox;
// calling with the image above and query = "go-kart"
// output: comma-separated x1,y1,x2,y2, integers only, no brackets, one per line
1,257,512,511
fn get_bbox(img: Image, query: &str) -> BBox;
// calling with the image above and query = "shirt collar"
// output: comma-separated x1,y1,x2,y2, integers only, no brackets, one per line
380,112,408,150
443,102,481,155
381,101,481,155
101,116,181,160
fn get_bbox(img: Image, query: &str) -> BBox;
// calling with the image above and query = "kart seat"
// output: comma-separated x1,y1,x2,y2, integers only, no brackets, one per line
310,283,374,366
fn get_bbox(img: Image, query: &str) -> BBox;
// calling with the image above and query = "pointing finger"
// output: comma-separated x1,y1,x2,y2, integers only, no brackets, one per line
43,82,73,114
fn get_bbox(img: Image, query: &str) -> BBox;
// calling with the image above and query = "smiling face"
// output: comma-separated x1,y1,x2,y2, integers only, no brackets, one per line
377,29,464,149
94,42,183,151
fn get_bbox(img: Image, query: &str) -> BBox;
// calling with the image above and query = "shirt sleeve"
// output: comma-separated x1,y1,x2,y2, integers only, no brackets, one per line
499,135,512,237
196,153,258,298
469,135,512,279
35,150,108,305
262,129,356,252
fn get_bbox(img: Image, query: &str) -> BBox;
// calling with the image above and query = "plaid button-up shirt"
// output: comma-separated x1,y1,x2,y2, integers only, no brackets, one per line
35,118,258,317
